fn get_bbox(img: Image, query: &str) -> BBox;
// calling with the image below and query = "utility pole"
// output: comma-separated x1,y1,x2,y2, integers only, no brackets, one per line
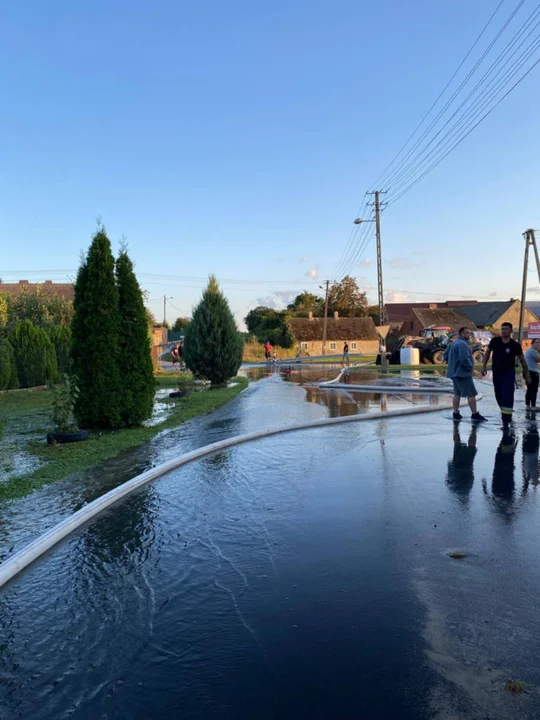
163,295,173,326
518,229,540,344
321,280,330,356
367,190,387,368
374,191,385,327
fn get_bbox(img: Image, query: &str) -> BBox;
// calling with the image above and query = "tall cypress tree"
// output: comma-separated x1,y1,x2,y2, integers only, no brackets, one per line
116,248,155,426
184,275,243,385
72,227,122,428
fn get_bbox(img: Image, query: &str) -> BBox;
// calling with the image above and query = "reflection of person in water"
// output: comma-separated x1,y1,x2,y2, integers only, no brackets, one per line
523,419,540,487
483,428,517,522
446,427,477,503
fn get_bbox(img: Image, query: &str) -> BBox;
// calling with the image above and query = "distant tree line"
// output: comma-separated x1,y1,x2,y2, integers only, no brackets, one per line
245,275,378,346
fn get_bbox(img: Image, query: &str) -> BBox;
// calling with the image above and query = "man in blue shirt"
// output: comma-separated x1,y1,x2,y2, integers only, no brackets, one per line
444,327,487,422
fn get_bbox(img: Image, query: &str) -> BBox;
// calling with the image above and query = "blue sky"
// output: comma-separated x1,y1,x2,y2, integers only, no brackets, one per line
1,0,539,327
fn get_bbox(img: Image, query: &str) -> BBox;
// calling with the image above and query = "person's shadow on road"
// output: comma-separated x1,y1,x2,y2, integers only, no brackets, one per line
482,427,517,523
446,426,477,505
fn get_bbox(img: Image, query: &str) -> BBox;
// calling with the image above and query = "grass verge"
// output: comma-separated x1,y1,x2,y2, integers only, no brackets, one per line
349,364,496,373
0,376,248,503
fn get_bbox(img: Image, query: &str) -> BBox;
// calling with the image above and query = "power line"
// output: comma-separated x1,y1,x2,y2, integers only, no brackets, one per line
387,53,540,206
385,287,517,300
387,5,540,196
338,2,540,283
334,209,372,280
0,269,324,288
333,196,372,279
382,0,527,191
370,0,507,191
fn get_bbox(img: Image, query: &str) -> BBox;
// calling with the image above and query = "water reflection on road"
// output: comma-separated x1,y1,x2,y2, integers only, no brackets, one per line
2,370,540,719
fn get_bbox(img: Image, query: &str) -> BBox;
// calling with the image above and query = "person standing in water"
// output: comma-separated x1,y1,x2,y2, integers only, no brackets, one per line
482,322,530,424
525,338,540,410
444,327,487,422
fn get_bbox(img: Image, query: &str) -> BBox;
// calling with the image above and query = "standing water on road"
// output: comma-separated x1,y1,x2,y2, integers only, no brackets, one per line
1,369,540,719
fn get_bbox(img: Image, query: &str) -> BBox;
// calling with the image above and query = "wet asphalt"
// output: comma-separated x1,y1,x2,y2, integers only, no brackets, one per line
1,369,540,719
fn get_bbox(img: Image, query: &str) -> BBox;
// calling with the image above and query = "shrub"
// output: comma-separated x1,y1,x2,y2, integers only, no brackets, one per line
8,320,57,388
184,275,243,385
51,374,79,433
48,324,73,376
0,338,18,390
116,249,155,426
72,227,122,429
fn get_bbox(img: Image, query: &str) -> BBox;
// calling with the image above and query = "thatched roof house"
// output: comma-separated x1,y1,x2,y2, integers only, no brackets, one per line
289,313,379,355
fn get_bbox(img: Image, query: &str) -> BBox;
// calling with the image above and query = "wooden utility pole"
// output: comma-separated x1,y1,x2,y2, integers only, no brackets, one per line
518,229,540,344
322,280,330,356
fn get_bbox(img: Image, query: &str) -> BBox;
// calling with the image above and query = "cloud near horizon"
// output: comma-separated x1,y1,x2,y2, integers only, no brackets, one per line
385,290,408,303
386,257,415,269
255,290,298,310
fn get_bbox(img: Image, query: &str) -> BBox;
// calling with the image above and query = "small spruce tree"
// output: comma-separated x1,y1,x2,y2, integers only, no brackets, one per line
184,275,243,385
72,227,122,428
116,248,155,426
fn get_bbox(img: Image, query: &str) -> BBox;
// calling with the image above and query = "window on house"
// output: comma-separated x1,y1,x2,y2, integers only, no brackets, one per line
351,342,357,350
410,321,414,330
329,342,336,350
301,342,308,350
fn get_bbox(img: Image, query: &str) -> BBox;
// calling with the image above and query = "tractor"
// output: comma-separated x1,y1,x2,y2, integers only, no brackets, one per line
386,327,488,365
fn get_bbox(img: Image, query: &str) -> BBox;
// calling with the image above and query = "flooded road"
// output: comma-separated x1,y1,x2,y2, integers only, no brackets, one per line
2,369,540,719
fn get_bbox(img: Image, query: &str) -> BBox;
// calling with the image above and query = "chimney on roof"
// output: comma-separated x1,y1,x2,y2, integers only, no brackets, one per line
44,280,52,285
308,311,313,320
334,311,339,319
429,303,438,310
19,280,29,285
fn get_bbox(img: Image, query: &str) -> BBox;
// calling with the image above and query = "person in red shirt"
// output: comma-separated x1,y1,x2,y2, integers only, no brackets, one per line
264,341,272,361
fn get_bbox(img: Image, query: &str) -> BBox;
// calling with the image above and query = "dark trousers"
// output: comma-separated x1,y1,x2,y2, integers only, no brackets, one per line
526,371,540,407
493,369,516,416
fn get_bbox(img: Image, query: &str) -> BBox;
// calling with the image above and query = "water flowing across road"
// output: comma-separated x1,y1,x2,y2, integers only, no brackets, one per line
1,368,540,719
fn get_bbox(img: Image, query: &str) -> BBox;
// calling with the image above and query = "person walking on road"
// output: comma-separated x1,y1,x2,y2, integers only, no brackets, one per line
525,338,540,410
482,322,530,424
444,327,487,423
264,341,272,361
342,342,350,366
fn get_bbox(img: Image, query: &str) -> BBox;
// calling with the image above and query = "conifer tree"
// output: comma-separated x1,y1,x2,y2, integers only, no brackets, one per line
116,248,155,425
184,275,243,385
71,227,122,428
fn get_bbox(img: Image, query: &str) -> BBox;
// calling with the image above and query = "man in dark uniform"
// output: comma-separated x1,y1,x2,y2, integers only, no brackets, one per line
482,322,530,424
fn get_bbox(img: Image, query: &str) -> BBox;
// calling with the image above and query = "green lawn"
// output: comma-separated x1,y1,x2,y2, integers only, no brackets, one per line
0,375,248,502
